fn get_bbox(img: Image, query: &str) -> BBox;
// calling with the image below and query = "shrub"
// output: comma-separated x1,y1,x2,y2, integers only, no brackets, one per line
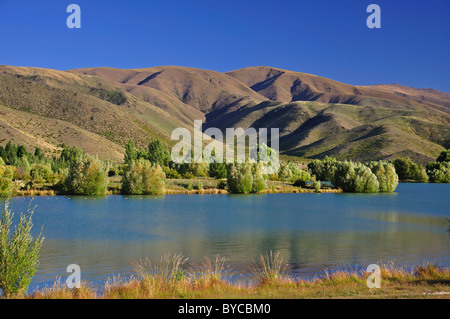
121,159,166,195
64,155,109,195
393,157,427,182
308,156,337,181
163,167,181,179
0,177,12,197
277,162,293,182
293,170,311,187
0,203,44,297
227,163,253,194
436,149,450,163
426,162,450,183
209,162,227,179
314,181,321,193
227,162,266,194
30,164,53,183
332,161,379,193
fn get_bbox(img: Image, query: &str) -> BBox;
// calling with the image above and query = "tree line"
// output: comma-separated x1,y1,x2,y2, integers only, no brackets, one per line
1,139,449,196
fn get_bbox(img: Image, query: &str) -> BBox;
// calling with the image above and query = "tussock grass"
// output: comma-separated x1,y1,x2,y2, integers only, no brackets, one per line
12,253,450,299
251,251,288,285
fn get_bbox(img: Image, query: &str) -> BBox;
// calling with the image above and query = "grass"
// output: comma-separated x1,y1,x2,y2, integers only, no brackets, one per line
10,254,449,299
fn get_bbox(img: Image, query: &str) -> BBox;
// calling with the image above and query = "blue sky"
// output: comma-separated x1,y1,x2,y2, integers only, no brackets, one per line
0,0,449,92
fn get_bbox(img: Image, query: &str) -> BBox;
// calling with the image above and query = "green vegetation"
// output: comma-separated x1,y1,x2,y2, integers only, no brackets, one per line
1,139,448,197
426,149,450,183
393,157,428,182
0,203,44,297
227,162,266,194
64,154,109,196
20,253,450,299
121,158,166,195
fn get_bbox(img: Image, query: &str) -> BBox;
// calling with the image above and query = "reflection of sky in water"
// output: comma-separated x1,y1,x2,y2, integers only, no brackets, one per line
1,183,449,292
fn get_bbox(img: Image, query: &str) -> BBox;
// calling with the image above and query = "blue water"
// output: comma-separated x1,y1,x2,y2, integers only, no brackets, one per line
1,183,449,292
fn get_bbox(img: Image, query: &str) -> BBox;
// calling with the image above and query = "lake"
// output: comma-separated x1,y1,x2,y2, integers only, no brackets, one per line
1,183,449,292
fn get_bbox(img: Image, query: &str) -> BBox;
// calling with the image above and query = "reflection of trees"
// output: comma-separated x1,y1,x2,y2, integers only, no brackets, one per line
448,219,450,236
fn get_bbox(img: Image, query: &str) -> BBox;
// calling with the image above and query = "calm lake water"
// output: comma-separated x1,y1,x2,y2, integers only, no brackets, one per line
1,183,449,292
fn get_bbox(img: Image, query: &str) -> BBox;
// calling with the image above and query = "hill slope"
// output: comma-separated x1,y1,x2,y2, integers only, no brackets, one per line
0,65,449,164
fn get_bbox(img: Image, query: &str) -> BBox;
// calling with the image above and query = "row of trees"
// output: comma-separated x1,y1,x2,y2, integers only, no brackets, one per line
307,157,399,193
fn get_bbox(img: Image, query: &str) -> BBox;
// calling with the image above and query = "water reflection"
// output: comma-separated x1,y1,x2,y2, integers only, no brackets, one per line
0,183,449,291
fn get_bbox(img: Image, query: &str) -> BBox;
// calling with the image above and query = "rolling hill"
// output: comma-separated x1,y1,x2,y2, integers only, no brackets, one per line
1,64,449,164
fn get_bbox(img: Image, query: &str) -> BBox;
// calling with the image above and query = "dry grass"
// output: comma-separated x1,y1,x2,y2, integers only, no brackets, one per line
13,255,448,300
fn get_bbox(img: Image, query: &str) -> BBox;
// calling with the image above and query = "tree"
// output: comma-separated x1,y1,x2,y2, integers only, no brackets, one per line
393,157,426,182
308,156,337,181
121,158,166,195
277,162,293,181
0,203,44,297
147,139,170,166
436,149,450,163
64,154,108,195
331,161,379,193
209,162,227,179
124,139,137,166
0,178,12,197
368,161,399,192
227,162,266,194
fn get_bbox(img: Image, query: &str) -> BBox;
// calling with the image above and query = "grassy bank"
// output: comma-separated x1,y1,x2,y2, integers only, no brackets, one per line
15,255,450,299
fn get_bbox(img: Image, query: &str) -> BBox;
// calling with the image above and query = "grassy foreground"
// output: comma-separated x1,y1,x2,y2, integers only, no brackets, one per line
19,254,450,299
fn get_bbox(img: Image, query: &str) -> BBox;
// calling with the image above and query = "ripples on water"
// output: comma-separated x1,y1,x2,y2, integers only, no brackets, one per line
1,183,449,292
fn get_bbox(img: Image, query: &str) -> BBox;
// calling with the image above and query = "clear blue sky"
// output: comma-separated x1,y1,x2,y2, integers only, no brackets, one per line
0,0,449,92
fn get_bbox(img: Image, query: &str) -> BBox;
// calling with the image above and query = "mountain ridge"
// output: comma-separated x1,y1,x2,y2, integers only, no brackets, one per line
1,64,449,164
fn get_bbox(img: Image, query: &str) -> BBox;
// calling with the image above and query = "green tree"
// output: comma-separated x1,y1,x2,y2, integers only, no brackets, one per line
393,157,426,182
124,139,137,166
227,162,266,194
209,162,227,179
64,155,108,195
308,156,337,181
368,161,399,192
0,203,44,297
121,158,166,195
147,139,170,166
436,149,450,163
0,178,12,197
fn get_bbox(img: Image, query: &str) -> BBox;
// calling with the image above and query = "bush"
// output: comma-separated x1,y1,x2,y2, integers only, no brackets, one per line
209,162,227,179
308,156,337,181
277,162,293,182
0,177,12,197
64,155,109,195
313,181,321,193
227,162,266,194
293,170,311,187
393,157,427,182
0,203,44,297
332,161,379,193
163,167,181,179
436,149,450,163
426,162,450,183
121,159,166,195
30,164,53,183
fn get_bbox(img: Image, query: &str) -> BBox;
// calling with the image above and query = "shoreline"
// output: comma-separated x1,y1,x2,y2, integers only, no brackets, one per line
13,263,450,299
10,187,343,197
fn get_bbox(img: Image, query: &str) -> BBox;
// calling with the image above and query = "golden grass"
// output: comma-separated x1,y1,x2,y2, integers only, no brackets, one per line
14,255,449,300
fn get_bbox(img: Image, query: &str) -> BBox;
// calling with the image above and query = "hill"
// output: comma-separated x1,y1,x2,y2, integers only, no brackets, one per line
0,65,449,164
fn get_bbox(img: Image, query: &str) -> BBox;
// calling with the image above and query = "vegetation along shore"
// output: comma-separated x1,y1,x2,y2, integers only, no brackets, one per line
1,139,449,198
